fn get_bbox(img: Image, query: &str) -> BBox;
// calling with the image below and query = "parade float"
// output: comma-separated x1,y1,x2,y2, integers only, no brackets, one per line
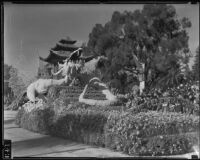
15,37,199,157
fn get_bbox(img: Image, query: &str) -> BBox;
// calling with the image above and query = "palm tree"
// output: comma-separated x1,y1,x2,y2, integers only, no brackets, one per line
154,55,184,89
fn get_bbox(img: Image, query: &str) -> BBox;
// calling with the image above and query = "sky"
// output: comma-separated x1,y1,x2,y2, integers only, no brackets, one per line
4,3,199,81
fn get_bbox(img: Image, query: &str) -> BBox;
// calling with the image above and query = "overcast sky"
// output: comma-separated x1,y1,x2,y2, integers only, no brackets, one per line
4,3,199,80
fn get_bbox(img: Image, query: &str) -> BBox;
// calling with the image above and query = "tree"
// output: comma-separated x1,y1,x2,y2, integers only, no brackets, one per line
4,64,12,80
4,64,16,106
8,67,26,98
87,24,105,56
87,4,192,92
192,46,199,81
4,64,13,95
155,55,185,89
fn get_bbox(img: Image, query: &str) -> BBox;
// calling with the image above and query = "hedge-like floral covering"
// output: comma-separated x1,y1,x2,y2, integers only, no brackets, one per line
15,86,200,156
125,82,199,116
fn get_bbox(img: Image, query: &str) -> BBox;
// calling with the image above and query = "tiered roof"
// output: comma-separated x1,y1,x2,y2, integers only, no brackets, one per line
39,50,69,64
39,37,79,64
51,42,78,52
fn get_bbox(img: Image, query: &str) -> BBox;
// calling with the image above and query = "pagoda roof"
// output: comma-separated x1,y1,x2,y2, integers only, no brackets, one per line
59,37,77,44
39,50,96,64
51,42,78,51
39,50,69,64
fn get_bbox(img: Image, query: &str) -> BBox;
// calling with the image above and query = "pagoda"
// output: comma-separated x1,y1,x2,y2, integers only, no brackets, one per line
39,36,80,64
38,36,81,79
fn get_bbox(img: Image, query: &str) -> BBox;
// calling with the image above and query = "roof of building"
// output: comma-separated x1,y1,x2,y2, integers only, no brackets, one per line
51,42,78,52
39,37,95,64
40,36,79,64
59,37,77,44
39,49,96,65
39,50,69,64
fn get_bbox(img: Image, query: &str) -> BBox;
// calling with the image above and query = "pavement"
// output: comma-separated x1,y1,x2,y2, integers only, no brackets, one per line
4,110,198,158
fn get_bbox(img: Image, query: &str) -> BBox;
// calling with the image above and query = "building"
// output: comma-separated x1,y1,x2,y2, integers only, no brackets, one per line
38,37,80,79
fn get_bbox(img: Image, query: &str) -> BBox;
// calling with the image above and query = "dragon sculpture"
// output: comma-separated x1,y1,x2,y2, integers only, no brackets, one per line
25,48,119,106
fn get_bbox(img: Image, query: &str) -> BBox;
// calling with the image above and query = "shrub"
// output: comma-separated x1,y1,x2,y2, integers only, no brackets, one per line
15,84,200,156
139,132,199,156
48,108,108,146
15,100,200,156
15,102,54,134
105,111,199,156
126,96,200,115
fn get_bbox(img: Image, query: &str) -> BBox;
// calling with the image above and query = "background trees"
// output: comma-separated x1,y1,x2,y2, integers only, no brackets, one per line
192,46,199,81
8,67,26,98
4,64,13,96
86,4,192,93
4,63,37,101
4,64,15,105
4,63,37,109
